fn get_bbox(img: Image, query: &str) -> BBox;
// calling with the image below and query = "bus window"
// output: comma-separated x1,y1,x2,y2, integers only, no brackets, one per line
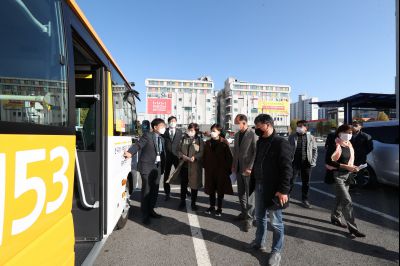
0,0,68,126
112,69,137,136
75,72,97,151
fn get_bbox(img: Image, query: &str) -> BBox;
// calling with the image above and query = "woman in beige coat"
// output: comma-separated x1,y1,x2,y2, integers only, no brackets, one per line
177,123,204,211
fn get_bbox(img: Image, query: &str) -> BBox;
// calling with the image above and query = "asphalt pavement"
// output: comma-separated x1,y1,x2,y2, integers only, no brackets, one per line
93,145,399,266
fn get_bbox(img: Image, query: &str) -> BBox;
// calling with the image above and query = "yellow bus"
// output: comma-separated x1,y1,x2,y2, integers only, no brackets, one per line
0,1,138,265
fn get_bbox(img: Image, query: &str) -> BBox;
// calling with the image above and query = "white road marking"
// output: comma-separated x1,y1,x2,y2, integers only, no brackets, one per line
186,206,212,266
294,183,399,223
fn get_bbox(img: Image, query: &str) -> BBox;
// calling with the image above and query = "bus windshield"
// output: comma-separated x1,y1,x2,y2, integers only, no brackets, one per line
0,0,68,126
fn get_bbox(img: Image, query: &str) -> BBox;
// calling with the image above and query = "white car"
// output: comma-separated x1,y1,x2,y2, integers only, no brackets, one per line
362,120,399,187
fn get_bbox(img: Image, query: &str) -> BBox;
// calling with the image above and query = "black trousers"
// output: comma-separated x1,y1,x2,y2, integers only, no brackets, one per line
140,165,161,219
164,153,179,195
290,163,312,200
180,167,198,204
210,193,224,209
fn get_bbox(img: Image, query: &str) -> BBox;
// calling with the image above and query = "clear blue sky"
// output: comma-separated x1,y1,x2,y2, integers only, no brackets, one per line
76,0,396,113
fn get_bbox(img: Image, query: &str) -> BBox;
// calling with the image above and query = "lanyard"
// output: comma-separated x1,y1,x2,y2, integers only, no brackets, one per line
153,135,162,156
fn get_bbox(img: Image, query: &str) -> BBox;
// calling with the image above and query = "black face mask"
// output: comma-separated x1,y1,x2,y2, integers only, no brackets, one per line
255,128,264,137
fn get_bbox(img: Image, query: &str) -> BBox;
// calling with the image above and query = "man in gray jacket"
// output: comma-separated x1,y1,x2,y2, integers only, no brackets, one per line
288,120,318,208
232,114,257,232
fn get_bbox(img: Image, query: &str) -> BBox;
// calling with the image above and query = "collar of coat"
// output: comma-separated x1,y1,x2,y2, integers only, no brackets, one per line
207,137,229,145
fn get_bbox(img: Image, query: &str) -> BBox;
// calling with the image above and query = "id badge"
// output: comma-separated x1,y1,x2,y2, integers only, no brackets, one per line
156,155,161,162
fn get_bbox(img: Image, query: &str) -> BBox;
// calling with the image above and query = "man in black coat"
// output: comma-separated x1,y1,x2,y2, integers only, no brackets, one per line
325,126,337,149
351,121,373,187
162,116,183,201
324,127,337,184
124,118,166,225
351,121,373,166
250,114,292,266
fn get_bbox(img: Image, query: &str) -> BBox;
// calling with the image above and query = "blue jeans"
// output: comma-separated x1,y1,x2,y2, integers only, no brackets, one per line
254,182,284,252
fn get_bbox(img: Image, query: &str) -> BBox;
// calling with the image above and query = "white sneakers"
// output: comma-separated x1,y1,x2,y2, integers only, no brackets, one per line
268,252,281,266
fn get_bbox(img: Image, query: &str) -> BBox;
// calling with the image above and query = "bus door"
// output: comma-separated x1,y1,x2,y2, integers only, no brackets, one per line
72,38,104,242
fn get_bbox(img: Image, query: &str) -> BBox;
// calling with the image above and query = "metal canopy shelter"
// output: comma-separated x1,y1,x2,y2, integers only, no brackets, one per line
310,93,396,123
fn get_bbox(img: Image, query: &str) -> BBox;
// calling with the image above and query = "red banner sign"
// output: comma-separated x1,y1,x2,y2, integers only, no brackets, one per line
147,98,172,114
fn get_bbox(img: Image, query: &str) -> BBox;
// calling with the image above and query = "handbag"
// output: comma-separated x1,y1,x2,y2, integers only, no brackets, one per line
345,173,357,186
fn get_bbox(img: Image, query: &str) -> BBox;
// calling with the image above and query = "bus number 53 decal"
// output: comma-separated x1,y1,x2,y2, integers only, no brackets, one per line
0,147,69,245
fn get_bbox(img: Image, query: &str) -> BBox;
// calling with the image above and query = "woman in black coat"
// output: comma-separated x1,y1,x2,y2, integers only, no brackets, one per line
203,124,233,216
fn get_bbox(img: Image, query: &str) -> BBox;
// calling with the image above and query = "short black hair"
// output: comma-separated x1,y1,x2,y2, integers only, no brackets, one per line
210,123,223,132
142,120,150,127
235,114,248,122
151,118,165,129
336,124,352,137
168,116,177,123
188,123,200,132
254,114,274,127
352,120,363,127
297,120,308,127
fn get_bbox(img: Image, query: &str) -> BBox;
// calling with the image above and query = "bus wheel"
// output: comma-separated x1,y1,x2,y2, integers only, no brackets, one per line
116,179,130,229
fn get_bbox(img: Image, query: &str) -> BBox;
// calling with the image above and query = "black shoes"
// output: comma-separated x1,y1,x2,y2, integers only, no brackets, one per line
191,203,198,211
205,207,215,215
150,210,162,219
331,217,348,228
206,208,222,216
349,227,366,238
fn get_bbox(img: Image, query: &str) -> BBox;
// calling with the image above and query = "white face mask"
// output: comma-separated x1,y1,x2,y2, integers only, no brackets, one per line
233,124,240,131
339,133,352,142
296,127,305,134
187,131,195,137
210,131,219,139
158,127,166,135
169,122,177,128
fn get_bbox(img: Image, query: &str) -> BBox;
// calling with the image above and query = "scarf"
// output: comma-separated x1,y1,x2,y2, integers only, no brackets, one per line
326,137,354,170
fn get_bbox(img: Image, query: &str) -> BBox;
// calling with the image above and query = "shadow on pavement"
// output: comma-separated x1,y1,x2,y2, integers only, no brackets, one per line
283,212,333,226
128,204,268,266
284,223,399,262
129,190,398,264
289,185,399,231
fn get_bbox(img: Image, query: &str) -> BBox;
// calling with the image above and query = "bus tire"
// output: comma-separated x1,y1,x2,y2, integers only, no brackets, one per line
116,179,130,229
